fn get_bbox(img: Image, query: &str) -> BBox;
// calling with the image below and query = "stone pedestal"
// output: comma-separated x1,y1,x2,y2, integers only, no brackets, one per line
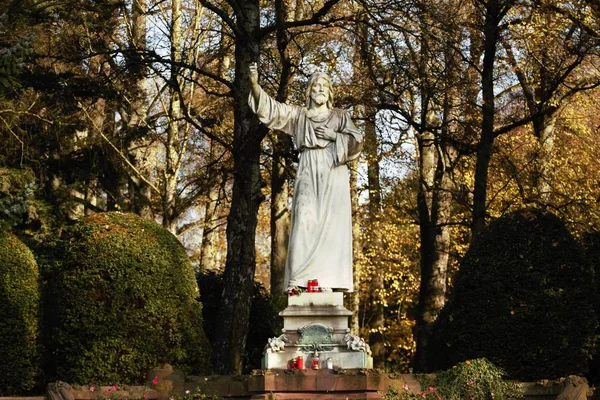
249,369,387,399
262,293,372,370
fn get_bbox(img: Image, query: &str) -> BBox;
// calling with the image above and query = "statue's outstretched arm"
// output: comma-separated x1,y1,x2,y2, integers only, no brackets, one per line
248,63,298,134
249,62,261,103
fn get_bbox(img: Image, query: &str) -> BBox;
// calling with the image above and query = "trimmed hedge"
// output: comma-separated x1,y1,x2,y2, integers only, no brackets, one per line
47,212,210,384
197,270,281,373
0,231,40,395
582,231,600,384
430,208,597,380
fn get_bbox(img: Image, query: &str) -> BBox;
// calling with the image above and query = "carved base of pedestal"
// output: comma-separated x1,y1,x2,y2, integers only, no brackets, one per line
263,348,373,370
262,293,372,370
250,393,381,399
249,369,387,400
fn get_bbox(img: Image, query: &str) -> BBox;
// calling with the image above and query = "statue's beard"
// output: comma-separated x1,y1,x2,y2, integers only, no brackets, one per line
312,93,327,105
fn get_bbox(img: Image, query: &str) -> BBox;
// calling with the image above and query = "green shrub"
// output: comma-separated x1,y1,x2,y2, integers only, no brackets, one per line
0,231,40,394
47,212,211,384
431,208,597,380
197,270,281,372
384,358,521,400
582,231,600,384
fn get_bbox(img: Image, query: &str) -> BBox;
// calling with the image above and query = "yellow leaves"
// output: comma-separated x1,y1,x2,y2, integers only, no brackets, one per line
486,86,600,236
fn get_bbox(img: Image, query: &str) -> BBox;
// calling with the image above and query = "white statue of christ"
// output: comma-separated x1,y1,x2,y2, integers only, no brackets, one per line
248,63,363,292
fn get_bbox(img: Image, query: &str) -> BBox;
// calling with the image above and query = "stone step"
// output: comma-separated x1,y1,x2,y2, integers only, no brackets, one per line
286,293,344,307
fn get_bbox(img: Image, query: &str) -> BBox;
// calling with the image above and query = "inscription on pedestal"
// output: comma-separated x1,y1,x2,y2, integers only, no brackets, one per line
297,323,335,351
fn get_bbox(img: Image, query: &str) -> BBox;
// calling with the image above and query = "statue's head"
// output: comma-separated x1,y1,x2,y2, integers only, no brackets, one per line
305,72,334,109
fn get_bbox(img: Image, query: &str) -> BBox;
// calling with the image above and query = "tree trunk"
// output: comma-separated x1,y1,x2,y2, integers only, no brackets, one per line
350,163,361,336
127,0,153,219
533,113,556,203
200,17,230,271
212,0,266,375
85,55,106,215
502,39,558,206
162,0,183,233
471,0,502,238
270,0,293,302
364,105,385,369
356,17,386,369
413,125,437,372
413,2,461,370
103,108,128,211
199,180,222,271
270,144,290,297
413,4,438,370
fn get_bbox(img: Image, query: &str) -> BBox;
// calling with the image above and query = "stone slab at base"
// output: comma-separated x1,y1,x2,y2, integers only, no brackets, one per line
45,383,161,400
263,350,372,370
281,293,352,332
287,292,344,306
0,397,45,400
250,392,382,399
249,369,387,393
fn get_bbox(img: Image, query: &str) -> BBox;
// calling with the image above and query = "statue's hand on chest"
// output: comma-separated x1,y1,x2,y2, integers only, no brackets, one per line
314,125,337,141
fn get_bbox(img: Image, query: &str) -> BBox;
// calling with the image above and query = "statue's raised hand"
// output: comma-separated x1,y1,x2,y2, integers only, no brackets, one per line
249,62,259,86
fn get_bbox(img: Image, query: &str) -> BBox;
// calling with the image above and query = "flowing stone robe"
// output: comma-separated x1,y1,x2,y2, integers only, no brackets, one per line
249,87,363,291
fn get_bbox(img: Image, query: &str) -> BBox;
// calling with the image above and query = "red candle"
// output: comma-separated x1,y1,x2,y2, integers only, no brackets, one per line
312,351,320,369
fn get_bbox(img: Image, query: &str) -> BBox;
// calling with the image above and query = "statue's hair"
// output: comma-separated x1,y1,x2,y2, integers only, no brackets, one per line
305,72,334,109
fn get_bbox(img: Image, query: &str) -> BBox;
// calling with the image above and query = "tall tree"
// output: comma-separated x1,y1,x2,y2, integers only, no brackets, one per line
471,0,516,236
269,0,294,302
354,16,385,368
358,0,462,370
126,0,155,219
501,0,600,204
199,14,233,271
201,0,344,373
206,0,266,375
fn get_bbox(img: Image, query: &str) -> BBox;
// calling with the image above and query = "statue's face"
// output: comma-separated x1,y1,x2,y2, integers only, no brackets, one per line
310,77,331,107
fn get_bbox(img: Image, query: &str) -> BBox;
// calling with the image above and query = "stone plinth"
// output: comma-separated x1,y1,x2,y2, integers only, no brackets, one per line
281,293,352,332
185,375,250,398
262,293,372,370
249,369,390,399
46,382,160,400
263,349,372,370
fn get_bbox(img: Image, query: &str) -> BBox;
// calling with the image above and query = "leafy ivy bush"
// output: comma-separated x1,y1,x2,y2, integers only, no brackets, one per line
384,358,521,400
430,208,597,380
197,270,281,372
0,231,40,395
47,212,211,384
